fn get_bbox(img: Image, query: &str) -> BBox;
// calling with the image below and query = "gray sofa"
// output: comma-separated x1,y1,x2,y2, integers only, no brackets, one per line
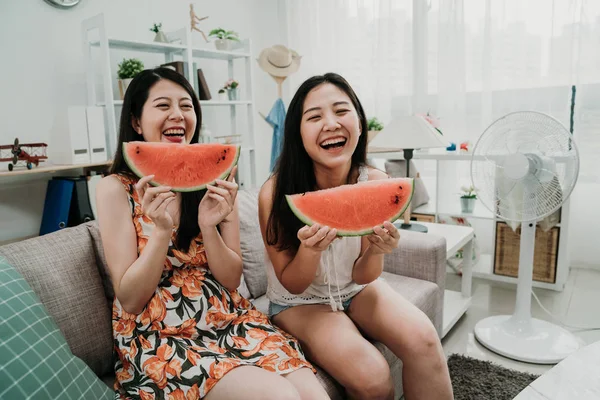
0,189,446,399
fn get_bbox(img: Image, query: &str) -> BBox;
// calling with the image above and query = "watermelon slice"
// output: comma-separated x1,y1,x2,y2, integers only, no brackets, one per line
286,178,414,236
123,141,240,192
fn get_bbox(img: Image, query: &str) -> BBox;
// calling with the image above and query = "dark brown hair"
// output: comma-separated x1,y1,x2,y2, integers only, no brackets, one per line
266,73,368,253
110,67,203,251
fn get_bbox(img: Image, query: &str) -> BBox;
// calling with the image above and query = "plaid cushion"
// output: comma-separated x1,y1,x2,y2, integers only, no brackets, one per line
0,257,114,400
0,225,114,377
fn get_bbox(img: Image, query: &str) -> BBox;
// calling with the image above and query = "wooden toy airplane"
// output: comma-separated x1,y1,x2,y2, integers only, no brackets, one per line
0,138,48,171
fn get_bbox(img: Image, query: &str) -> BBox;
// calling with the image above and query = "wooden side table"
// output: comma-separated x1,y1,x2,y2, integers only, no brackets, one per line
412,222,475,338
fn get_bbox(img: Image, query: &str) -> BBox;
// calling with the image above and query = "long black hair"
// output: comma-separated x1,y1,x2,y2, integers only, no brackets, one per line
110,67,203,252
266,72,369,253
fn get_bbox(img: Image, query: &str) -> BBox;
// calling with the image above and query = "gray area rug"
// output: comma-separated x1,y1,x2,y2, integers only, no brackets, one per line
448,354,539,400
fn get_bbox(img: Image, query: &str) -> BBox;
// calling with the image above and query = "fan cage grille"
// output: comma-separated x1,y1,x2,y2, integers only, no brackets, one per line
470,111,579,222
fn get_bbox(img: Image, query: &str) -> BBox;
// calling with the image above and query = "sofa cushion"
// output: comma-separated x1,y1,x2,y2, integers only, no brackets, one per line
237,273,252,299
0,257,114,399
86,222,114,304
0,225,114,378
238,189,268,298
379,272,439,324
251,294,270,314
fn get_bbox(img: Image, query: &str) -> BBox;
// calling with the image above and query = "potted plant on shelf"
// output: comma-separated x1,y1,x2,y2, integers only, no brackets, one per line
117,58,144,99
460,184,477,213
367,117,384,142
224,79,240,101
208,28,240,51
217,88,228,101
150,22,168,43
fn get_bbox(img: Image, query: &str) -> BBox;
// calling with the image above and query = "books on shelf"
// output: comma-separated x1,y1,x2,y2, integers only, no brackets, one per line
48,106,108,165
40,176,95,236
196,69,211,100
161,61,186,75
160,62,212,101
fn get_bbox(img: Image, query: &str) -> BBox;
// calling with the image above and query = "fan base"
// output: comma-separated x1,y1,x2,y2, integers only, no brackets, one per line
474,315,581,364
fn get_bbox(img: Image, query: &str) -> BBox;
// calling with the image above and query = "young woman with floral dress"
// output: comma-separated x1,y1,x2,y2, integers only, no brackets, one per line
96,67,329,400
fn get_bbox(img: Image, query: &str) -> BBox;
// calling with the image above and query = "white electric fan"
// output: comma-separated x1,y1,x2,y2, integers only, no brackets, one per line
470,111,581,364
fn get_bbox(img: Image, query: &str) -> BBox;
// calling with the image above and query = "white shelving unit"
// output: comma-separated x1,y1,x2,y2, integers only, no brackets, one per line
81,13,256,189
369,148,571,291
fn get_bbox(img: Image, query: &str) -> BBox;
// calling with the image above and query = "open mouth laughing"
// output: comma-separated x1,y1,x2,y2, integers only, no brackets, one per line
319,136,347,151
163,128,185,143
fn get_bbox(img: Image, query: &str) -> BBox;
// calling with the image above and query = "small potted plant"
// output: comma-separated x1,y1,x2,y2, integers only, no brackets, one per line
150,22,168,43
217,88,228,101
367,117,384,142
208,28,240,51
117,58,144,99
224,79,240,101
460,184,477,213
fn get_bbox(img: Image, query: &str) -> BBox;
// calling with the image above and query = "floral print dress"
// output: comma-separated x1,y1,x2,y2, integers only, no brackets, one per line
112,175,313,400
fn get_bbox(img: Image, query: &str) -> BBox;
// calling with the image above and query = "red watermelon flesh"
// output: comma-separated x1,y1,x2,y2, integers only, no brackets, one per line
285,178,414,236
123,142,240,192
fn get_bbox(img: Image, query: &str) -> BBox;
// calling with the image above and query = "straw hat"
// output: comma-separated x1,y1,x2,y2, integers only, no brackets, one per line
257,45,301,77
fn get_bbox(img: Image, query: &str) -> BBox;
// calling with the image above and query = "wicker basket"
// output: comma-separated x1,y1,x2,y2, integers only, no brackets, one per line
493,222,559,283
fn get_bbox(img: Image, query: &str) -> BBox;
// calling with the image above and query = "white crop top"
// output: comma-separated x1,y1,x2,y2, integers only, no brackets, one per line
265,166,370,312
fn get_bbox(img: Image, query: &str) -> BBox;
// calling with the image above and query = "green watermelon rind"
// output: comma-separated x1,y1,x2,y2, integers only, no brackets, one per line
285,179,415,237
123,143,241,192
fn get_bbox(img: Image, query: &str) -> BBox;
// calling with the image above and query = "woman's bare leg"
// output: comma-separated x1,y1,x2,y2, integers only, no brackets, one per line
348,279,453,400
274,304,394,400
285,367,331,400
205,365,301,400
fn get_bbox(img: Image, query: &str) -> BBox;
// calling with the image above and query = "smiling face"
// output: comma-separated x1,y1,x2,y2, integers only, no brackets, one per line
132,79,197,144
300,83,362,170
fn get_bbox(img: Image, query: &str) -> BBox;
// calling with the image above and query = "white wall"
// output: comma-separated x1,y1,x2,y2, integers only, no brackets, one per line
0,0,284,242
2,1,598,272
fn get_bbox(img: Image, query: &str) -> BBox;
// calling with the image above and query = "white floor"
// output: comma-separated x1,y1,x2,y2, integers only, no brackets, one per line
441,266,600,376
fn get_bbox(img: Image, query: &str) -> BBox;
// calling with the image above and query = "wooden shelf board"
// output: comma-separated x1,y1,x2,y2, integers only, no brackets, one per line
0,161,111,177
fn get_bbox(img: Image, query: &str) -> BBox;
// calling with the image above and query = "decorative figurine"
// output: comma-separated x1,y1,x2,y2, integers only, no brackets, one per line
189,4,209,42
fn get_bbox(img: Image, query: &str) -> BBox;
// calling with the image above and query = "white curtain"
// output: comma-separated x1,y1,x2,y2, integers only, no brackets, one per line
286,0,599,157
429,0,600,149
286,0,414,125
285,0,600,267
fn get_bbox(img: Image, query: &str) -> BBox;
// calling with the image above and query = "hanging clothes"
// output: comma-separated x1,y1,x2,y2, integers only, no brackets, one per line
266,98,286,172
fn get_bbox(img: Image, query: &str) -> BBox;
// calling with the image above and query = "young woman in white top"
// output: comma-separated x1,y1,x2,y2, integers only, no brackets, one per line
258,73,453,400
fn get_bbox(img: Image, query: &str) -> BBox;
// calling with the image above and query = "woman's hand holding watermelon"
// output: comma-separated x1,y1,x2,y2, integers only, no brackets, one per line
366,221,400,255
198,167,239,229
297,223,338,253
135,175,177,232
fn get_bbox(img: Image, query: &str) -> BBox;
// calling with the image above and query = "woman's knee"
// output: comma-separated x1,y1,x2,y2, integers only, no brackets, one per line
346,356,393,400
404,316,443,360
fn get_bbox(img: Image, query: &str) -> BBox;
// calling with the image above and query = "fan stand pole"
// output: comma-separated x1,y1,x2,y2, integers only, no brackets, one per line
473,220,581,364
513,221,535,322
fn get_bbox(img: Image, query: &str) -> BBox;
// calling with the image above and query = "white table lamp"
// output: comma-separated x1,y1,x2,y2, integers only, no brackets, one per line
368,115,449,232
